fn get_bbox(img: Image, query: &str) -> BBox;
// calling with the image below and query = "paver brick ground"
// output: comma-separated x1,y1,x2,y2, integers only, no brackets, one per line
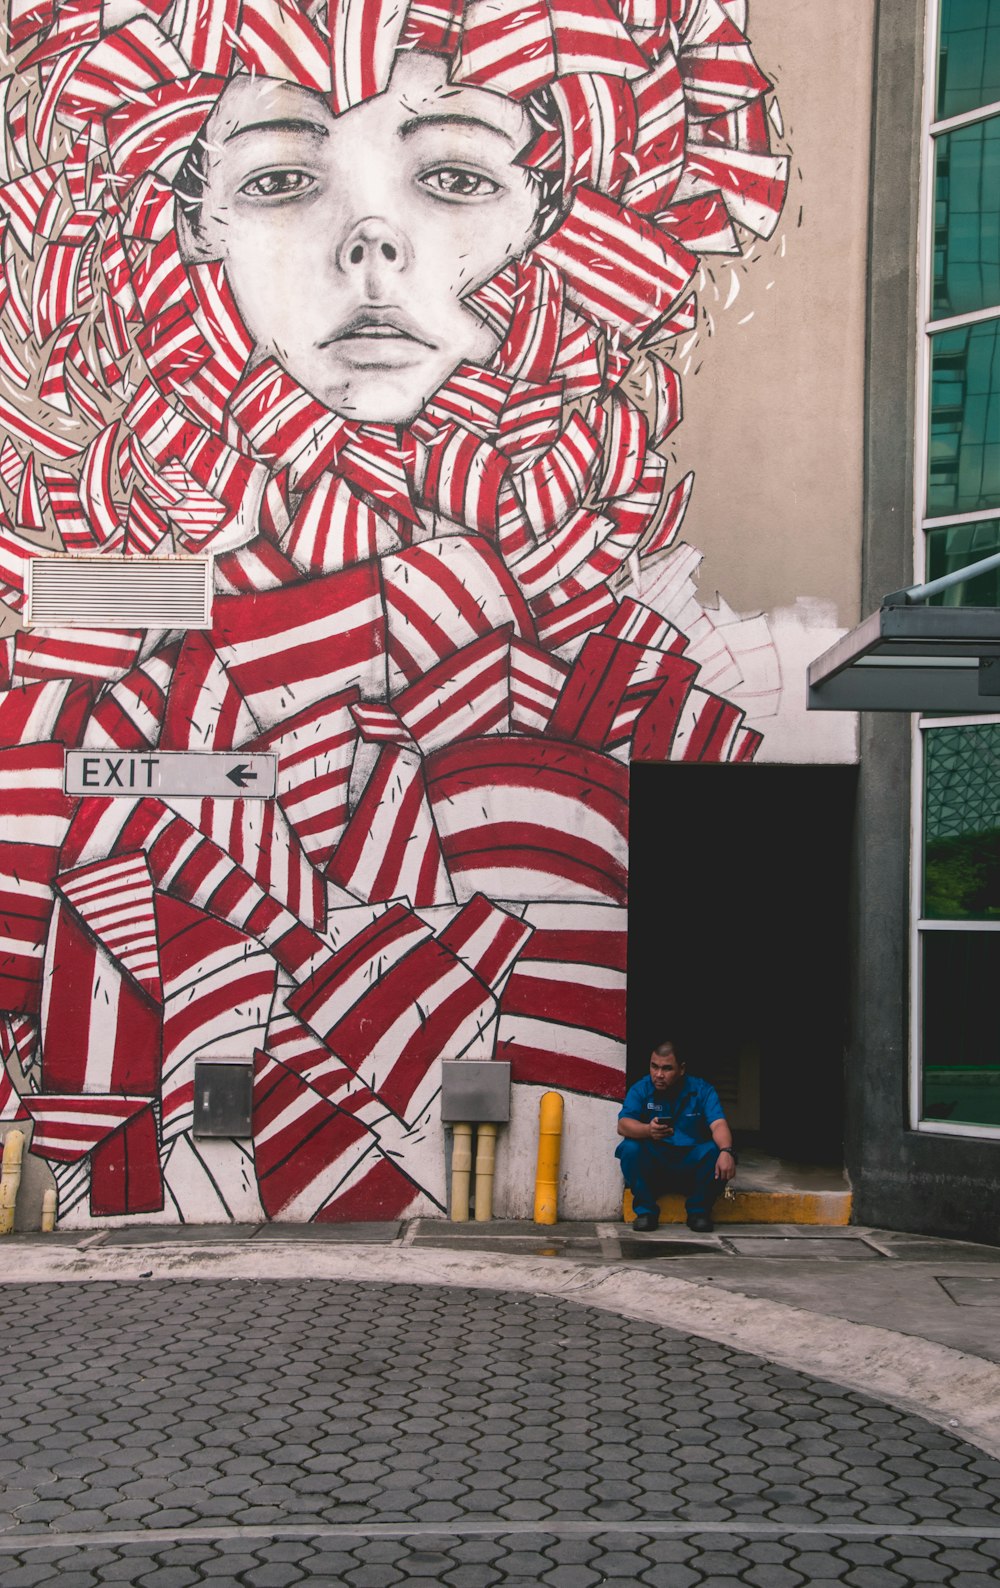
0,1280,999,1583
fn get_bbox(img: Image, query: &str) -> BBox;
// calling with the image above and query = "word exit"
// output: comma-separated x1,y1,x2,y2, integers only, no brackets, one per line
64,751,277,799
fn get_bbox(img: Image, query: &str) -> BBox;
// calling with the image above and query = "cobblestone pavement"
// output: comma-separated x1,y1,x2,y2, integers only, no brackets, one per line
2,1280,1000,1585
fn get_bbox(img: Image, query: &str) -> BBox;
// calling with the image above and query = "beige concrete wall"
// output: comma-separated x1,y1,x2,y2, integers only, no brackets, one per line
671,0,874,630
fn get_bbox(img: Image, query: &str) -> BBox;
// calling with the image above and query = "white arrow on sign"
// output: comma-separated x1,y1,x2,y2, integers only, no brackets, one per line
64,751,277,799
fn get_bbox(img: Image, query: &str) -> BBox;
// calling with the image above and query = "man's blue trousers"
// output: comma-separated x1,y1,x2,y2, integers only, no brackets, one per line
616,1138,721,1218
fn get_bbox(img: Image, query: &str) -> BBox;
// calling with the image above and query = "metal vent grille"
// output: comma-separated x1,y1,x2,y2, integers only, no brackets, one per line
26,557,212,629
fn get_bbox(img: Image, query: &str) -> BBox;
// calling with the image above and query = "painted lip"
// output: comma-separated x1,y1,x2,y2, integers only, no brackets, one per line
320,307,435,348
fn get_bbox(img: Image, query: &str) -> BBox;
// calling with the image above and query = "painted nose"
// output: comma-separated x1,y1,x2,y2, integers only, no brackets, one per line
337,217,410,278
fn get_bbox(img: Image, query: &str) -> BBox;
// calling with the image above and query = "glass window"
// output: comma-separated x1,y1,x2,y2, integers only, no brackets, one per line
926,517,1000,603
918,11,1000,1141
923,723,1000,917
922,930,1000,1126
937,0,1000,120
933,115,1000,317
928,318,1000,516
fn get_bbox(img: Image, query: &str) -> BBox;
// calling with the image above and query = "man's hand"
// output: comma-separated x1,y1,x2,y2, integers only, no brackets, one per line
714,1148,736,1183
649,1117,673,1141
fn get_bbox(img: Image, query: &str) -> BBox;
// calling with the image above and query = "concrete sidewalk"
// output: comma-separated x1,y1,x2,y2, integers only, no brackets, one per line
5,1217,1000,1458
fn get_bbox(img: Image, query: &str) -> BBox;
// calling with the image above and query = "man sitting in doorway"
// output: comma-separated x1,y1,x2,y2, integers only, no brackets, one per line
617,1041,737,1233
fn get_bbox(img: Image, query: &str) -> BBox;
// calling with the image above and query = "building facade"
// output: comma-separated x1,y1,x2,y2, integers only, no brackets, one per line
0,0,994,1238
848,0,1000,1244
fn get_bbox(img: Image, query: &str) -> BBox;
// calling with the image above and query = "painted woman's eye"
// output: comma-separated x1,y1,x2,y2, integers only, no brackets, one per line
419,168,502,200
239,170,316,201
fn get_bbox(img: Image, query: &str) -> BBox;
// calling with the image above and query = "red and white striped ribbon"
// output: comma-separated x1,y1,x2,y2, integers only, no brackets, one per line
496,899,626,1098
253,1048,402,1223
549,71,637,197
160,631,260,752
537,185,697,338
622,49,686,213
425,736,629,904
234,0,331,93
40,899,161,1094
328,0,411,112
453,0,557,98
680,141,788,239
83,644,176,750
531,585,618,654
393,627,512,754
326,745,454,908
496,379,564,457
510,637,570,732
382,536,535,692
21,1094,151,1162
56,852,162,1002
212,563,387,730
437,892,533,994
12,628,141,687
159,900,275,1141
290,906,498,1124
284,473,401,576
249,686,360,870
0,676,89,745
90,1104,163,1216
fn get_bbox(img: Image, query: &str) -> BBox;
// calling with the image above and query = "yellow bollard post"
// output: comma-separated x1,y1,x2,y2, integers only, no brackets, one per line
41,1188,57,1233
533,1091,563,1225
0,1128,25,1236
473,1122,497,1222
451,1122,473,1221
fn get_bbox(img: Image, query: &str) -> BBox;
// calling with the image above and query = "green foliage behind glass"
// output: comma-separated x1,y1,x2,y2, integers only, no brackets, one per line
925,828,1000,916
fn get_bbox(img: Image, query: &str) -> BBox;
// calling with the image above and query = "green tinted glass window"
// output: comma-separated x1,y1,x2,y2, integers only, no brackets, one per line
937,0,1000,119
928,318,1000,516
933,115,1000,317
922,930,1000,1126
924,723,1000,918
927,518,1000,603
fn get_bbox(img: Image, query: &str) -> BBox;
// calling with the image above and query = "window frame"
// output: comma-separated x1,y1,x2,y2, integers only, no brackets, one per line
911,4,1000,1141
917,19,1000,566
911,711,1000,1140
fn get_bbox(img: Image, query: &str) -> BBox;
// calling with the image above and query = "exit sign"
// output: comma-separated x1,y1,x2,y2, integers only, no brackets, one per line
64,751,277,799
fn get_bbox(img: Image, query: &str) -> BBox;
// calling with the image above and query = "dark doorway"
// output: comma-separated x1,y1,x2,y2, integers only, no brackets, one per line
627,764,857,1165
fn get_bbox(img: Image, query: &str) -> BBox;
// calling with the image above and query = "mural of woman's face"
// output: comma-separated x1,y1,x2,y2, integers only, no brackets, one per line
181,53,543,422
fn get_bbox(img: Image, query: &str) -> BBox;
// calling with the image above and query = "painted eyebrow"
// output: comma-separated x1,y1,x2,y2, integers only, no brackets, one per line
399,113,516,146
224,117,329,144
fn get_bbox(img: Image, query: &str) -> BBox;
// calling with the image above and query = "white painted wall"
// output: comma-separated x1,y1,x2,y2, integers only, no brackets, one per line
492,1085,623,1221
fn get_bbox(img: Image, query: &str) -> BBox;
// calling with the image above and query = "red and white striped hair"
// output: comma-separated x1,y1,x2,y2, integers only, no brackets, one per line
0,0,787,561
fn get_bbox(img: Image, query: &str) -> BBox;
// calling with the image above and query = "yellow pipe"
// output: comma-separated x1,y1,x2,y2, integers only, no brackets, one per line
533,1091,563,1225
450,1122,473,1221
41,1188,57,1233
0,1128,25,1236
473,1122,497,1221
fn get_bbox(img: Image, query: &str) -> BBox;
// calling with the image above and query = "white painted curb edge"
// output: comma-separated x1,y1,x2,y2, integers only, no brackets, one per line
4,1240,1000,1462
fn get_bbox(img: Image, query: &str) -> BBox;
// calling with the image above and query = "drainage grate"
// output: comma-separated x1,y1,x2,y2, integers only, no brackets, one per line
26,555,212,628
618,1239,719,1260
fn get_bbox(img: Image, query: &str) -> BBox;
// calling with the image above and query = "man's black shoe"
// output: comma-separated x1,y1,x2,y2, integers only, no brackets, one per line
631,1213,659,1232
687,1215,714,1233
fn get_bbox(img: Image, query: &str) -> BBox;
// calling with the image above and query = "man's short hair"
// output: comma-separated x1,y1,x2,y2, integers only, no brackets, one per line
652,1040,682,1062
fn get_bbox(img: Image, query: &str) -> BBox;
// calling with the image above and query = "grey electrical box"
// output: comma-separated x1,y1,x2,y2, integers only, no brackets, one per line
193,1060,254,1138
440,1061,511,1123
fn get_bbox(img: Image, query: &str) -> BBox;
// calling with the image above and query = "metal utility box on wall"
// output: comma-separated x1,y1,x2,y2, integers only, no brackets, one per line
193,1060,254,1138
440,1062,511,1123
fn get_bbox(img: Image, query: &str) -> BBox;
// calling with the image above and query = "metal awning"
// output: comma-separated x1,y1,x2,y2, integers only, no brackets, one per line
807,550,1000,712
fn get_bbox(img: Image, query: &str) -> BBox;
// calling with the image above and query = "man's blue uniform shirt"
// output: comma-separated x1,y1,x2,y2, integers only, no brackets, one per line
617,1074,725,1150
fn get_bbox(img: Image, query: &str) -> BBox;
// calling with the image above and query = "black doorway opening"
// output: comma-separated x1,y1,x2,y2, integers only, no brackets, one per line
627,763,858,1165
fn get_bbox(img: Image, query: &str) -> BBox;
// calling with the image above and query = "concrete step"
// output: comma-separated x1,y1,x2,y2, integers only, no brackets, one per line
624,1150,853,1226
651,1188,852,1224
